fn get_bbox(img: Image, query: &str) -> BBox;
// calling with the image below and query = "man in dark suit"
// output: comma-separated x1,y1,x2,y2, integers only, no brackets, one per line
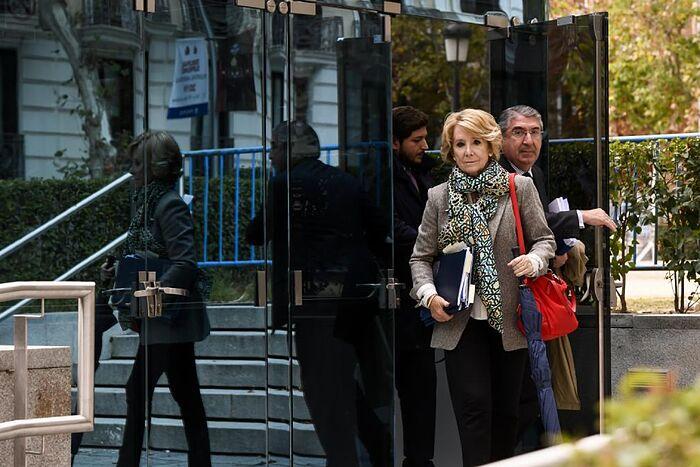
497,105,616,452
392,106,437,467
497,105,616,252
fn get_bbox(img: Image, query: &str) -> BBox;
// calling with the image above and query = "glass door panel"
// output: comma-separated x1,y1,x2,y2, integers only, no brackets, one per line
489,12,610,440
0,4,135,464
133,2,269,465
264,8,293,466
282,7,395,465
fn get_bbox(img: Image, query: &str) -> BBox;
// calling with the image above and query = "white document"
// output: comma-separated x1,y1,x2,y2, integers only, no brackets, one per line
548,196,570,213
548,197,577,249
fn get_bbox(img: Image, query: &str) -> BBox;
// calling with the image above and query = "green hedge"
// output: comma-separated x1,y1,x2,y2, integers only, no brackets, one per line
0,173,262,299
0,178,131,284
607,137,700,312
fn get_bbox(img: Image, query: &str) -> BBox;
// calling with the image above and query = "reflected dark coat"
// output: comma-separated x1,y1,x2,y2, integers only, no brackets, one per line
138,191,211,345
247,158,388,333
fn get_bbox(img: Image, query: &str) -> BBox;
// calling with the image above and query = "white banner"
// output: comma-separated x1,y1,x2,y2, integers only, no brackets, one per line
167,38,209,119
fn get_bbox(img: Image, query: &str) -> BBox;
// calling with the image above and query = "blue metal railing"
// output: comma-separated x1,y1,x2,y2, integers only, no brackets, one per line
182,146,268,268
181,144,360,268
182,142,390,268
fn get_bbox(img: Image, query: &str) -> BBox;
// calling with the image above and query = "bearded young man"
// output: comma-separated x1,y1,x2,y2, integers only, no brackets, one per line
392,106,437,467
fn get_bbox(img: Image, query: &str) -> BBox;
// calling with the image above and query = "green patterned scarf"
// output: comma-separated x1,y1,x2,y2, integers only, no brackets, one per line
125,181,211,301
437,160,510,332
126,181,171,257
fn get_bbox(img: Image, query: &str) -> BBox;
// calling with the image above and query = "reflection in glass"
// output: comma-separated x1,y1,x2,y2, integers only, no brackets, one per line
490,14,609,446
118,131,211,466
284,8,394,464
270,120,391,465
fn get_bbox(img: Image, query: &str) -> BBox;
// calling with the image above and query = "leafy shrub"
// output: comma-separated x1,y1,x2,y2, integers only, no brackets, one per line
607,137,700,313
652,138,700,312
573,374,700,466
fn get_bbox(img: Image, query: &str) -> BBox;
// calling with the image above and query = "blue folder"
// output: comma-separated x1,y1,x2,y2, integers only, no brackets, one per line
419,249,473,327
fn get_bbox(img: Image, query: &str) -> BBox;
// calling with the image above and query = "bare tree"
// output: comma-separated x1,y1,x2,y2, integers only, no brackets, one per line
38,0,114,178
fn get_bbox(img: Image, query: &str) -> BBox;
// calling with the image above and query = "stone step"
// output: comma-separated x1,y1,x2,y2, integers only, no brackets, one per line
82,387,311,421
82,417,324,457
205,305,265,330
73,447,325,466
109,330,294,359
95,358,300,389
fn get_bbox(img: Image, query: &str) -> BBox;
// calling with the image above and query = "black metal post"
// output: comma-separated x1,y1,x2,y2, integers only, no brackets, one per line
452,62,460,111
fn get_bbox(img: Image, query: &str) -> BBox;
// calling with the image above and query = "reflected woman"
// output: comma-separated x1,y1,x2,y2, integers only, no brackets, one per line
409,109,555,466
117,131,211,466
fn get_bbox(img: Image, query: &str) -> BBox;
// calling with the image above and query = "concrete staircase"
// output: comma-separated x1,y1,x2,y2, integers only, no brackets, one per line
80,305,324,462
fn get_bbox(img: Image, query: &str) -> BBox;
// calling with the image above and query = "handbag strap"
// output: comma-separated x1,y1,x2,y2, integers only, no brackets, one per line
508,173,527,255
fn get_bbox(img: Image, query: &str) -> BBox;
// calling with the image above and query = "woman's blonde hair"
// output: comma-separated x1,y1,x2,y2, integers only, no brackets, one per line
440,108,502,164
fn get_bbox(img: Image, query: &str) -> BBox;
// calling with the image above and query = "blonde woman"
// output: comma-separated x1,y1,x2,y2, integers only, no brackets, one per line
409,109,555,465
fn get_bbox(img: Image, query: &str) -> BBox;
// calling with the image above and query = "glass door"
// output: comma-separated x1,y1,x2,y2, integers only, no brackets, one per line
271,7,396,465
128,2,269,465
128,2,395,465
489,12,610,439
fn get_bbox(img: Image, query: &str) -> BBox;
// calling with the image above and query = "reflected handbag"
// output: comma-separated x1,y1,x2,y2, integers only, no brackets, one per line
509,174,578,341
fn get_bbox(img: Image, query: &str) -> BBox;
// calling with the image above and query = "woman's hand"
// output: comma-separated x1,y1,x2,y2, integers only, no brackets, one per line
428,294,453,322
508,254,539,278
100,256,116,284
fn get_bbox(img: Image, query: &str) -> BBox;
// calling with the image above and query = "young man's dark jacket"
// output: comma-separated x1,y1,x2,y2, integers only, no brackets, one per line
393,153,437,349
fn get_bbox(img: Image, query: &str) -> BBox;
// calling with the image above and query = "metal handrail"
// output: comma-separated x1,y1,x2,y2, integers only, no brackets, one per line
0,281,94,442
0,172,132,261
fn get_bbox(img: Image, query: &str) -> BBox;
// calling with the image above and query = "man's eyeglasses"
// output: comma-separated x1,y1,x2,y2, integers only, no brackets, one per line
509,127,543,139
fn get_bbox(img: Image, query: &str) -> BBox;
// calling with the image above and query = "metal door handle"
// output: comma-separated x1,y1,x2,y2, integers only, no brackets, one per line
133,271,189,318
255,270,267,307
293,270,303,306
386,277,403,309
593,267,604,304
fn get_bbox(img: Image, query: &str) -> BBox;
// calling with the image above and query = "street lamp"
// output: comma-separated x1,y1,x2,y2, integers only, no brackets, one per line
444,23,472,112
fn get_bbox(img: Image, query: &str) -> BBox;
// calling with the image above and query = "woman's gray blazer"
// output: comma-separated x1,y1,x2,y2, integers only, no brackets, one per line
409,175,555,352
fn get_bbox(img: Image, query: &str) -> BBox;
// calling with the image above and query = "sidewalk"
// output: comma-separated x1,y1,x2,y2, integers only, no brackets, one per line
624,270,674,298
621,270,700,313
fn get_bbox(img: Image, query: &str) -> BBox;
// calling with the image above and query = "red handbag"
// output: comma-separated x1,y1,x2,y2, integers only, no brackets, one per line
508,174,578,341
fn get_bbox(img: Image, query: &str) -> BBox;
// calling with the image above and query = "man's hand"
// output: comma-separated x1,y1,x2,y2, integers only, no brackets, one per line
428,294,453,322
581,208,617,230
552,253,568,269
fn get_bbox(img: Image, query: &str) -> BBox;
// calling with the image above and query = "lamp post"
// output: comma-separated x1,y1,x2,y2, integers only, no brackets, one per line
444,23,472,112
